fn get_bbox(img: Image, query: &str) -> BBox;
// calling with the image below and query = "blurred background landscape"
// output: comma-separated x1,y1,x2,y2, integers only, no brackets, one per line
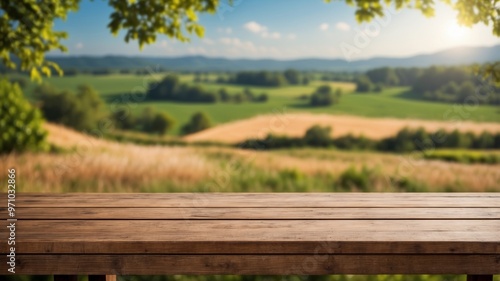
1,0,499,280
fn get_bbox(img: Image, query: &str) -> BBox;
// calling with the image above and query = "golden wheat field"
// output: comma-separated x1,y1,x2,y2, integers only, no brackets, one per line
183,113,500,144
0,123,213,192
0,123,498,193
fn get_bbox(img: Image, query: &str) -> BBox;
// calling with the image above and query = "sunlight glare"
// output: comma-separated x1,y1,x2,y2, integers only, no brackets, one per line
446,20,469,41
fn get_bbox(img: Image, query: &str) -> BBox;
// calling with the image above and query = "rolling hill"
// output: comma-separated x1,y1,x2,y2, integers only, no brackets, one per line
44,44,500,72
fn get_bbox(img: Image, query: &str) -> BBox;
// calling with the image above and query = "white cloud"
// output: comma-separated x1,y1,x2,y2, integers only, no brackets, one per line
244,21,283,40
218,37,283,56
287,33,297,40
75,42,84,49
244,21,268,34
319,23,329,31
160,40,168,47
336,22,351,31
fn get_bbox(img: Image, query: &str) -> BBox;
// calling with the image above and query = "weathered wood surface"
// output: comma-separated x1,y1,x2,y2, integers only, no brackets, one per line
8,207,500,220
12,254,500,275
8,193,500,207
11,220,500,254
1,193,499,275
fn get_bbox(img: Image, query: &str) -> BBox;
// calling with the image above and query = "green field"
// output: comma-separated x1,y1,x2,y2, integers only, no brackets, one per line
423,149,500,164
22,73,500,134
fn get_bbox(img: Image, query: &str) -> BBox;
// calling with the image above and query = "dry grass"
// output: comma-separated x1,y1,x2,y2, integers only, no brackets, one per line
198,147,500,192
2,123,498,193
0,123,213,192
184,113,500,144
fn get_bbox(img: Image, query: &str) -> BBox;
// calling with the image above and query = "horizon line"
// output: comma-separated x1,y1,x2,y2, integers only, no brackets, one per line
45,43,500,62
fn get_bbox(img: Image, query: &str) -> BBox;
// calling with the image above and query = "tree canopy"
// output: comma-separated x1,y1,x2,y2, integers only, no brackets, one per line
1,0,499,81
0,79,48,153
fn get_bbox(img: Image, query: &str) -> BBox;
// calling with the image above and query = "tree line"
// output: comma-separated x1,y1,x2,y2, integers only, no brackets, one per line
33,82,212,136
355,66,500,105
147,75,268,103
217,69,310,87
307,85,342,107
239,125,500,152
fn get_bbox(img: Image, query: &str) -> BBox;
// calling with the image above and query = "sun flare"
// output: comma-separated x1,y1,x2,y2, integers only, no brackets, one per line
446,21,468,40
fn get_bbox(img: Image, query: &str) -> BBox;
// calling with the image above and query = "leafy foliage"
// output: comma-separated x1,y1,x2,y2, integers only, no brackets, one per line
150,112,176,135
0,0,218,80
230,70,310,87
181,111,212,135
38,84,107,131
147,74,217,103
414,66,500,105
0,79,48,153
338,166,376,192
240,125,500,152
356,65,500,104
111,108,137,130
304,125,332,147
326,0,499,37
231,71,288,87
310,85,342,106
355,75,373,92
423,150,500,165
284,69,302,85
366,67,399,86
112,106,176,135
0,0,80,81
147,74,269,104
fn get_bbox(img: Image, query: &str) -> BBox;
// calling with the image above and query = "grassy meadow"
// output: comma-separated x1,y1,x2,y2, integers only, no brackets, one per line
3,71,496,194
3,58,500,281
1,123,498,193
21,73,500,135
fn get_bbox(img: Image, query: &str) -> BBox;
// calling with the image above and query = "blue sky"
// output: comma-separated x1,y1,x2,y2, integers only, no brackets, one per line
53,0,500,60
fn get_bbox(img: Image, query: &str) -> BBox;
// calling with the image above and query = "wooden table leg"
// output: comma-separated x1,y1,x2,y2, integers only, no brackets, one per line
467,275,493,281
89,275,117,281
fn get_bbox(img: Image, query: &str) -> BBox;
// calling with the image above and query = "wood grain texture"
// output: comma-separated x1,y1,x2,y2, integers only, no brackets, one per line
4,254,500,275
1,193,498,276
6,193,500,208
9,220,500,254
4,207,500,220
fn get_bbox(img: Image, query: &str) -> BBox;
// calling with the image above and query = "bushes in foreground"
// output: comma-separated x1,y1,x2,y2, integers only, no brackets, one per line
37,84,107,132
0,79,48,154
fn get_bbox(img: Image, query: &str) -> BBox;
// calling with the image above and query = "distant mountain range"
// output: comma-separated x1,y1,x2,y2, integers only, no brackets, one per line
47,44,500,72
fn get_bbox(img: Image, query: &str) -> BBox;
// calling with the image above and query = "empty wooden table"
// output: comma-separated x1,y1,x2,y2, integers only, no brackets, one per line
1,193,499,280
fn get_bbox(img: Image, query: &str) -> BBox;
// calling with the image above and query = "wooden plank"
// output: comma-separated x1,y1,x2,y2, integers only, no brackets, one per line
10,220,500,254
4,207,500,220
7,193,500,208
4,254,500,275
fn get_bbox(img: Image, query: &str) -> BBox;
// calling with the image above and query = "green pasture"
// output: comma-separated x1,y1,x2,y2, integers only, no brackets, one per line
20,73,500,134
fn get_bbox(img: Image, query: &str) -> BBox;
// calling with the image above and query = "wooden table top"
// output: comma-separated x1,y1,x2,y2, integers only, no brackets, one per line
1,193,499,275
